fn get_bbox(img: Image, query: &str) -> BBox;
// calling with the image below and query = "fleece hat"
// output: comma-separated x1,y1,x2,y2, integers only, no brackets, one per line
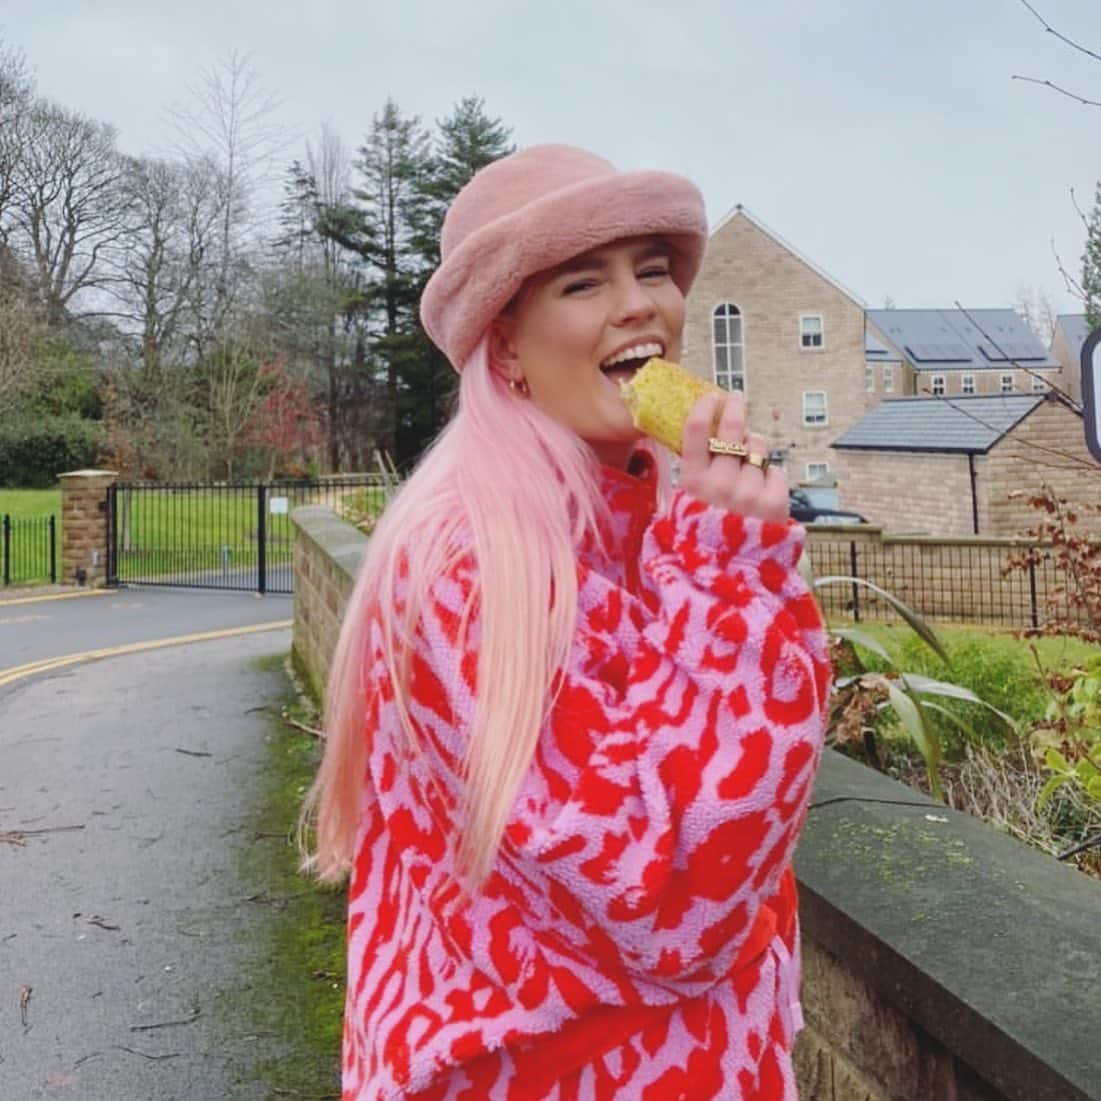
420,144,708,371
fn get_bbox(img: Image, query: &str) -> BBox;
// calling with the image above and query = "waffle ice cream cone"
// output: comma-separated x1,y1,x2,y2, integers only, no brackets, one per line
619,357,725,455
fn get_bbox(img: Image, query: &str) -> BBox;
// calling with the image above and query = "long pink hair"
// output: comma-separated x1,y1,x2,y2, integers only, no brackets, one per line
301,337,668,888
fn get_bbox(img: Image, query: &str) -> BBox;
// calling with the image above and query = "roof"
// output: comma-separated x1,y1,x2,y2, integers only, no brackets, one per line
710,204,867,309
831,394,1049,454
1054,314,1092,360
865,330,903,362
866,309,1059,371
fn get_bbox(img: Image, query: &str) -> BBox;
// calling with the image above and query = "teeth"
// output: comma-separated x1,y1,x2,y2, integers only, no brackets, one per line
601,342,664,369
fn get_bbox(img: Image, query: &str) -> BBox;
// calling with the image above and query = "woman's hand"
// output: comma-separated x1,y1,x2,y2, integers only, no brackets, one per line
679,391,790,523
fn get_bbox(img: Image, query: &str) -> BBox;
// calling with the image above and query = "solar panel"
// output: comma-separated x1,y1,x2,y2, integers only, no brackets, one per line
905,342,973,363
978,340,1044,362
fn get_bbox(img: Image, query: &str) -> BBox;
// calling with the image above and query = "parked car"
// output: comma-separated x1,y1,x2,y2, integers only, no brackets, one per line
788,488,867,526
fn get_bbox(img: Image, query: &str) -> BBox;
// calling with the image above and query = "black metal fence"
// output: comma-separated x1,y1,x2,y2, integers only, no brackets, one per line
1,514,58,586
807,536,1089,631
106,476,392,594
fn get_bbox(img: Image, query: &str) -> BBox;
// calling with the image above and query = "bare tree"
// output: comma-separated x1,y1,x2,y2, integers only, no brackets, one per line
107,155,224,379
1013,283,1059,342
166,51,286,345
0,284,39,405
0,39,33,233
5,98,129,325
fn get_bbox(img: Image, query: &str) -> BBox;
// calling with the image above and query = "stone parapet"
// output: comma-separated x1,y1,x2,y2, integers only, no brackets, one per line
290,505,367,702
795,751,1100,1101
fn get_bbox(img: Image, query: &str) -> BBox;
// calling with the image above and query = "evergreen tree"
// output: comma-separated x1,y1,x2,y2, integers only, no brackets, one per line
1082,180,1101,331
403,97,515,453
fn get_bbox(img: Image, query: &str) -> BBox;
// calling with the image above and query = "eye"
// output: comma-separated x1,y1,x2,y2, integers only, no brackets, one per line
563,278,599,295
639,264,671,281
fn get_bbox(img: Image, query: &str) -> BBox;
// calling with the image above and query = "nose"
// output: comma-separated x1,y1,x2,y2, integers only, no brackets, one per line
609,271,657,327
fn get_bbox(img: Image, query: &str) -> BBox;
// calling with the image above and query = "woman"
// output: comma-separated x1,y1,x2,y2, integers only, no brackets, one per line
305,145,831,1100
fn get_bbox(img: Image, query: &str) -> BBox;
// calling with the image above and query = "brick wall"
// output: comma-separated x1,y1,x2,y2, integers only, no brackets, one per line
58,469,116,585
683,212,867,485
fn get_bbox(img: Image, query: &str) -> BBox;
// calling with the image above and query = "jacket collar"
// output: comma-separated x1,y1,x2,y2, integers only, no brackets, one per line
579,450,659,578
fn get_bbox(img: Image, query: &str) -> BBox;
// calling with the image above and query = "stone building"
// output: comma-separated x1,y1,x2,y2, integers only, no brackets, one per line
681,206,870,490
865,308,1065,400
830,392,1100,536
1050,313,1091,404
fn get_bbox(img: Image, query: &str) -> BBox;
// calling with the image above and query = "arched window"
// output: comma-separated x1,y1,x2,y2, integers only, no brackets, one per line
712,303,745,391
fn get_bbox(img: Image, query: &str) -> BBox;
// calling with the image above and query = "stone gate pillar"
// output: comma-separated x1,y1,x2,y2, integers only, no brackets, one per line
58,469,117,586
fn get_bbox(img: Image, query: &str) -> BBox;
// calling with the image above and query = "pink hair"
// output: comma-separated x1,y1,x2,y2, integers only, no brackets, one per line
301,338,669,888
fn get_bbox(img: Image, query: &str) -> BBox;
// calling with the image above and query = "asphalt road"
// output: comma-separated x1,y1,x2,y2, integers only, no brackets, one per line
0,587,292,677
0,627,295,1100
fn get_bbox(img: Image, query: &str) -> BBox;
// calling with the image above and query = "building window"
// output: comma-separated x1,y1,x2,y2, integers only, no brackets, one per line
865,364,875,392
962,374,975,394
1031,374,1048,392
1000,374,1014,393
931,375,946,396
803,391,828,425
806,462,830,483
713,303,745,391
800,315,824,349
883,364,895,393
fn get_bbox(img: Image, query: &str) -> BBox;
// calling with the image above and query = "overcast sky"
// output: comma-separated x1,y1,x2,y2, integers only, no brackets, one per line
6,0,1100,319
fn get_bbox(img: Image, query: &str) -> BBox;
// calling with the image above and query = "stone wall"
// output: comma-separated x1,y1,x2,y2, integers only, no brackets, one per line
830,450,976,536
795,752,1099,1101
982,398,1101,536
290,505,368,702
1050,322,1084,404
58,469,116,586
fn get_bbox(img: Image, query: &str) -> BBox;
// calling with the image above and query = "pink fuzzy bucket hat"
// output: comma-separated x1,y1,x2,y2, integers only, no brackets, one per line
420,144,708,371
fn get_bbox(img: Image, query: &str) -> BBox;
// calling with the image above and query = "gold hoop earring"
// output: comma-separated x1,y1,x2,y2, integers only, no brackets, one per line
509,377,530,398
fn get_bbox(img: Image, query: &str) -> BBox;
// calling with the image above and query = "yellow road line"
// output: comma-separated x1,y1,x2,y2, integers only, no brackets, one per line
0,590,110,608
0,620,293,689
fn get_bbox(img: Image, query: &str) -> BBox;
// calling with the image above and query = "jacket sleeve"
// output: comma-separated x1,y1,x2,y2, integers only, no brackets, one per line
378,489,830,996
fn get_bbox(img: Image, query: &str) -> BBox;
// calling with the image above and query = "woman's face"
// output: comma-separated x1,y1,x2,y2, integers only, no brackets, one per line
490,236,685,469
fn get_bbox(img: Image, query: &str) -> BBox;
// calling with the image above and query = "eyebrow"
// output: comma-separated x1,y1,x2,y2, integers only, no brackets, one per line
553,240,671,276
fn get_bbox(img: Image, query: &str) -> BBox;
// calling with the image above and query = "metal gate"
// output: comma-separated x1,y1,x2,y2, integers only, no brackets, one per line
105,476,393,594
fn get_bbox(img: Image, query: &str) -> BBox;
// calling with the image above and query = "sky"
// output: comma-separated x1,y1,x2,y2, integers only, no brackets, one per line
4,0,1101,319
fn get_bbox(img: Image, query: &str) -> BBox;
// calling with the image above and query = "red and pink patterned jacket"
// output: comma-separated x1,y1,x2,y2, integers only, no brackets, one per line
342,458,831,1100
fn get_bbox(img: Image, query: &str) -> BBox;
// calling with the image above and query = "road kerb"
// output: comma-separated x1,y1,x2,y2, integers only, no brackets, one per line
0,620,293,689
0,590,110,608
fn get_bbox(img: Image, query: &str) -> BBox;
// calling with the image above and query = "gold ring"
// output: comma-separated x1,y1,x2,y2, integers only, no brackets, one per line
707,437,748,459
746,452,770,471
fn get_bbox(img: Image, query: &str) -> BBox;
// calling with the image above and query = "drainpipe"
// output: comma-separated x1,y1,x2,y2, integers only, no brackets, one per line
968,452,979,534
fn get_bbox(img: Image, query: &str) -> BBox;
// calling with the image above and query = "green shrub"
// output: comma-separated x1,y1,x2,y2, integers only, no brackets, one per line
0,415,104,488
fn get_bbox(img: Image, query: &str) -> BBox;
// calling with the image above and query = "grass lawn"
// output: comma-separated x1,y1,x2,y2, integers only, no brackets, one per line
855,620,1098,676
0,488,61,518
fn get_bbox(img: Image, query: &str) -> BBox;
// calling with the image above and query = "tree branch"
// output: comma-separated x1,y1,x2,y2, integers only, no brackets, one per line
1017,0,1101,64
1010,75,1101,108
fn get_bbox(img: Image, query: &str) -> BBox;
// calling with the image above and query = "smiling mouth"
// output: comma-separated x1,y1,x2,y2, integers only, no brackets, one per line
599,341,664,377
